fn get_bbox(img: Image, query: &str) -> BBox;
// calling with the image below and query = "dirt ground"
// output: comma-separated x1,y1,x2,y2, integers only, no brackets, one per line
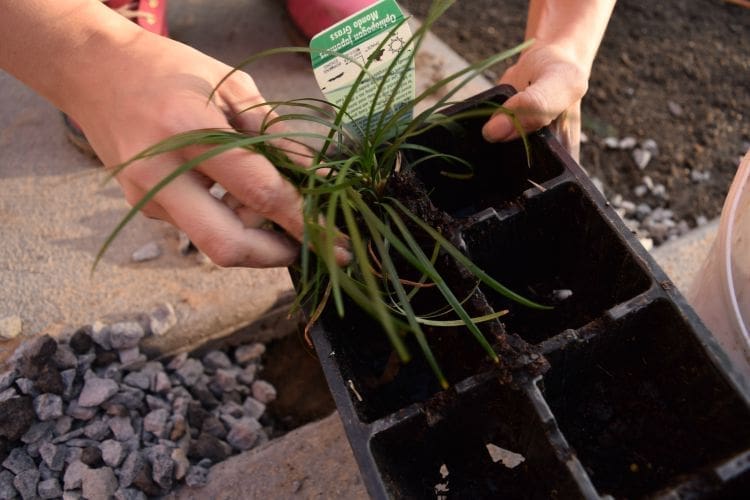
403,0,750,230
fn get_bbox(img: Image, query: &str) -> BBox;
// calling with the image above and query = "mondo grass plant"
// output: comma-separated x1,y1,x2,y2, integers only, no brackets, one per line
97,0,551,389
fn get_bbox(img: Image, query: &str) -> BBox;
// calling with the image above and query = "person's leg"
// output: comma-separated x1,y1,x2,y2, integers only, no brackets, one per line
286,0,376,40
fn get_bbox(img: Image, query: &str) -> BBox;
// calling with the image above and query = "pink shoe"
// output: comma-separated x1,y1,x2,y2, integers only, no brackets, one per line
105,0,169,36
286,0,376,40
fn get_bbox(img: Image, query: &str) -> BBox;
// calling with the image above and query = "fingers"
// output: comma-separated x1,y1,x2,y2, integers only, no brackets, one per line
150,172,300,268
482,54,587,147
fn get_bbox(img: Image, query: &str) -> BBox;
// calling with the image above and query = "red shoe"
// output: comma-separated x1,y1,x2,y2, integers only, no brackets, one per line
105,0,169,36
286,0,376,40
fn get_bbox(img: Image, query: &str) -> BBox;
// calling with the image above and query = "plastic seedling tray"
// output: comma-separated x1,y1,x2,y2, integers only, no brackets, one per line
299,86,750,499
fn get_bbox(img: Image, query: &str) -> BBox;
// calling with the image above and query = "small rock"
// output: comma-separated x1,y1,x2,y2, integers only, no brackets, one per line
39,442,67,472
552,289,574,301
667,100,683,117
55,416,74,436
149,303,177,337
690,169,711,182
150,450,175,490
80,446,104,468
251,380,277,404
2,448,35,475
123,371,151,391
65,400,97,421
152,371,171,394
0,369,16,392
81,466,117,500
78,377,119,407
226,417,262,451
0,315,22,340
69,328,94,354
35,364,65,395
170,415,188,441
185,465,209,488
237,364,258,385
175,358,204,386
0,387,17,402
634,185,648,197
131,242,162,262
100,439,125,468
619,136,637,149
696,215,708,226
166,352,188,372
633,148,652,169
212,369,238,393
38,478,63,499
0,470,18,500
90,322,112,350
84,418,111,441
188,433,232,462
234,343,265,365
21,421,55,444
652,183,667,198
109,416,136,442
52,344,78,370
201,415,227,439
202,351,232,372
34,393,64,421
107,387,145,412
118,347,142,366
115,488,148,500
242,397,266,420
146,394,170,412
13,469,39,500
63,460,89,490
144,409,170,438
603,136,619,149
53,428,86,445
109,322,145,350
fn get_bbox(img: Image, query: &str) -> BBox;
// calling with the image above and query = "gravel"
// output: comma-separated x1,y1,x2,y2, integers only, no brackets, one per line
0,326,277,498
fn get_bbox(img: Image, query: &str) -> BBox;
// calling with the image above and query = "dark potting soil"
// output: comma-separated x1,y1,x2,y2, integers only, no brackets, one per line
402,0,750,232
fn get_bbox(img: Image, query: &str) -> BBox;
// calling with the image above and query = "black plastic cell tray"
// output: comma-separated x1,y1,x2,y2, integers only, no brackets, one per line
304,86,750,499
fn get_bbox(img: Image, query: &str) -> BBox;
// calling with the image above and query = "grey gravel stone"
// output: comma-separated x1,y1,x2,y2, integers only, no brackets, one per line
21,421,55,444
150,450,175,490
0,470,18,500
226,416,262,451
13,469,39,500
78,377,118,407
131,241,162,262
118,347,142,366
166,352,188,372
237,364,258,385
175,358,203,386
109,415,136,442
123,371,150,391
39,442,67,472
118,451,146,489
146,394,170,412
202,351,232,372
90,322,111,350
242,397,266,420
0,387,17,402
53,428,86,444
171,448,190,481
100,439,125,468
251,380,277,404
633,148,652,169
234,343,265,365
84,419,111,441
114,487,147,500
152,371,171,394
144,409,170,438
81,466,117,500
149,302,177,337
185,465,209,488
109,322,145,350
52,344,78,370
62,492,81,500
38,478,63,499
603,136,619,149
667,100,683,116
2,448,35,475
0,369,17,392
60,369,77,401
619,136,637,149
212,369,238,393
34,393,64,421
15,378,35,396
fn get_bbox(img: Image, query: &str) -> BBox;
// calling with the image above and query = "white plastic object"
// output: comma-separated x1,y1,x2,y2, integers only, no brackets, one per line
688,149,750,385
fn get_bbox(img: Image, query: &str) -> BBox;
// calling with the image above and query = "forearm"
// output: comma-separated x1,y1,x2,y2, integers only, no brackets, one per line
0,0,144,115
525,0,616,75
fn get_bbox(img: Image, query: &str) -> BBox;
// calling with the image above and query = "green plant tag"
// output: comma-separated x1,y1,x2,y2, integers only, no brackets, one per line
310,0,415,141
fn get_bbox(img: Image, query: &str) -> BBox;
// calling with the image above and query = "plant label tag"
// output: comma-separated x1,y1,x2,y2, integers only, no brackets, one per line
310,0,415,141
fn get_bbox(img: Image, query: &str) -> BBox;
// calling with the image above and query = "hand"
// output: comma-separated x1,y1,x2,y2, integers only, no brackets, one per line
73,32,315,268
482,42,589,161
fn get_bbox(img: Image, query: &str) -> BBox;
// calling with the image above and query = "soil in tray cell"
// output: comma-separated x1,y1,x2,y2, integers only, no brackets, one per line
406,111,564,217
370,379,580,499
542,300,750,498
464,182,652,344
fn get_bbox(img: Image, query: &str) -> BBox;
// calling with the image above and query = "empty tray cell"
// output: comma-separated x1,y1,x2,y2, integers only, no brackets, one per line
370,378,584,499
541,300,750,498
319,298,494,423
405,115,565,217
464,182,652,344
